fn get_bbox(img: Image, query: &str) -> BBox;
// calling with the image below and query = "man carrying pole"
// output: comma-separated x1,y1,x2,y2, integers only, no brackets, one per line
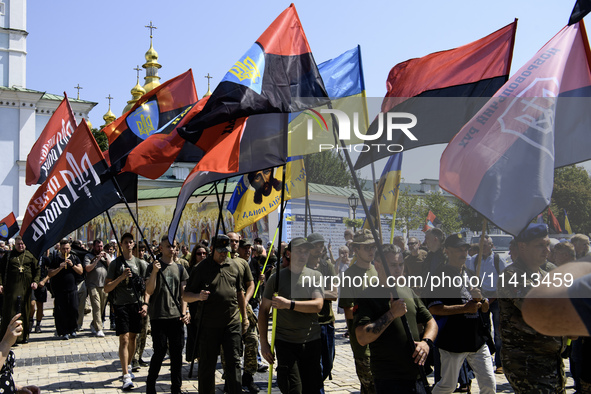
259,237,324,394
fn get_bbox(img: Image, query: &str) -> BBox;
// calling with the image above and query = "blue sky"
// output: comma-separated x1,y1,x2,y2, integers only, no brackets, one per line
26,1,584,182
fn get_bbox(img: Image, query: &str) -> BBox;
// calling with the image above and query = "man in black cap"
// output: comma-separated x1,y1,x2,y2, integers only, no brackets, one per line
306,233,337,381
356,244,438,393
498,223,565,393
428,234,496,394
259,237,324,394
183,234,248,394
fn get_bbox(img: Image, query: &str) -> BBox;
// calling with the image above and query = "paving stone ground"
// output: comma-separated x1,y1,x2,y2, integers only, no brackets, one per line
12,298,576,393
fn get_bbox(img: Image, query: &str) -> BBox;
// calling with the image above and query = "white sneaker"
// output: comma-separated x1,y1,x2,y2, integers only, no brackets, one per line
90,325,97,335
96,330,105,337
127,367,135,379
122,374,134,390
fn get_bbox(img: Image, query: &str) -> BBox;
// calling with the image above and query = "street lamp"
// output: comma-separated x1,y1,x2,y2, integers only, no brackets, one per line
348,193,359,232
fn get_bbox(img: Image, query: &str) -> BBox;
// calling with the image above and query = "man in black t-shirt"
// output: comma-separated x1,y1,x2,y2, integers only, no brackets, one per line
428,234,496,394
356,244,437,393
47,239,83,340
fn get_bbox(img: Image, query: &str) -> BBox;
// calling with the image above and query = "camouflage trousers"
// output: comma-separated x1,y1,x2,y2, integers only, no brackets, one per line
221,304,259,375
503,352,565,394
133,314,149,362
354,355,376,394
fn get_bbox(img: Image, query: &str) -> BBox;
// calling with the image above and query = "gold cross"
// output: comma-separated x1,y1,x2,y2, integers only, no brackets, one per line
205,73,213,90
74,84,83,100
145,21,157,38
134,65,142,82
106,94,113,108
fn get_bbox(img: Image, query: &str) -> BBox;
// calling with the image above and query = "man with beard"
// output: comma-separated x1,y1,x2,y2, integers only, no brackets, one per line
248,168,282,204
183,235,248,394
48,239,83,340
0,236,40,343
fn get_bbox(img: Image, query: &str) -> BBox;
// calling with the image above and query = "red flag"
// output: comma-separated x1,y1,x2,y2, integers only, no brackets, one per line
0,213,18,242
103,69,198,179
21,120,121,257
26,94,77,185
548,208,563,234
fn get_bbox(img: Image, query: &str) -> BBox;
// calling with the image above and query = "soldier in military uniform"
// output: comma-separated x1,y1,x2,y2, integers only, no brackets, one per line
0,236,40,343
339,229,379,394
498,223,566,393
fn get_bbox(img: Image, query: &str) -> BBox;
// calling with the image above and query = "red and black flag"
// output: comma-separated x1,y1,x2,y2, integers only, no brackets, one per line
354,21,517,170
440,21,591,235
548,208,563,234
21,120,121,257
26,94,77,185
178,4,328,144
0,213,19,242
103,69,198,179
422,210,442,232
168,113,288,243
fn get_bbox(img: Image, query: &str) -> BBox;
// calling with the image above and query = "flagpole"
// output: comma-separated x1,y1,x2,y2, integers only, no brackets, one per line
214,180,229,236
326,108,432,393
254,226,279,299
370,162,383,243
476,218,488,277
268,164,287,394
110,177,183,316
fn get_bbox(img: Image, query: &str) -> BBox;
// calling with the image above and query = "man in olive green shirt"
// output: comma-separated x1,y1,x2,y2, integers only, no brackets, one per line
184,235,248,394
259,237,324,394
306,233,337,381
339,229,379,394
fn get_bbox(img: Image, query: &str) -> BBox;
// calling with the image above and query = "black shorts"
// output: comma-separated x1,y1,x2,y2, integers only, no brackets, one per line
33,287,47,303
114,303,142,336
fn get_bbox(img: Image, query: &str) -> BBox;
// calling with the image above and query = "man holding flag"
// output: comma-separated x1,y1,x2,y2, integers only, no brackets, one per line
259,237,324,394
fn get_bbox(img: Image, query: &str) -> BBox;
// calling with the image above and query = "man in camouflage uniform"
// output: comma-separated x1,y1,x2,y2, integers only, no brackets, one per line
339,229,379,394
227,231,258,393
498,223,565,393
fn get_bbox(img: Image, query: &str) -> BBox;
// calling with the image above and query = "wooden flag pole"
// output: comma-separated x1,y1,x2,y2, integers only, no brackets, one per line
268,164,287,394
476,218,488,277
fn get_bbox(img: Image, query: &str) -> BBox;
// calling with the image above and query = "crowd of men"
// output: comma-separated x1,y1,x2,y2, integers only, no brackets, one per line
0,222,589,393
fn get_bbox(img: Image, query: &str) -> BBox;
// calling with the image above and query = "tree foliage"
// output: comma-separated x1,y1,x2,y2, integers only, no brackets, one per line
92,128,109,152
550,165,591,234
305,151,364,188
422,192,461,235
455,199,483,231
395,184,424,233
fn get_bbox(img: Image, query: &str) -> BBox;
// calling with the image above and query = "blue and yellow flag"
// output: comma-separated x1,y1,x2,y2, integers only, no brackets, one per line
564,209,573,234
288,46,367,157
227,157,306,232
363,153,403,230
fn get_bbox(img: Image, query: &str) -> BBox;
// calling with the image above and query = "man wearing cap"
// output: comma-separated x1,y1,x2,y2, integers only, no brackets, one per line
183,234,248,394
339,229,379,394
356,244,438,393
428,234,496,394
306,233,337,382
259,237,324,394
498,223,566,393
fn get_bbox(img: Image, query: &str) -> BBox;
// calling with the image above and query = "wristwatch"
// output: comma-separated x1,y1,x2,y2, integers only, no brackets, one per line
421,338,434,347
